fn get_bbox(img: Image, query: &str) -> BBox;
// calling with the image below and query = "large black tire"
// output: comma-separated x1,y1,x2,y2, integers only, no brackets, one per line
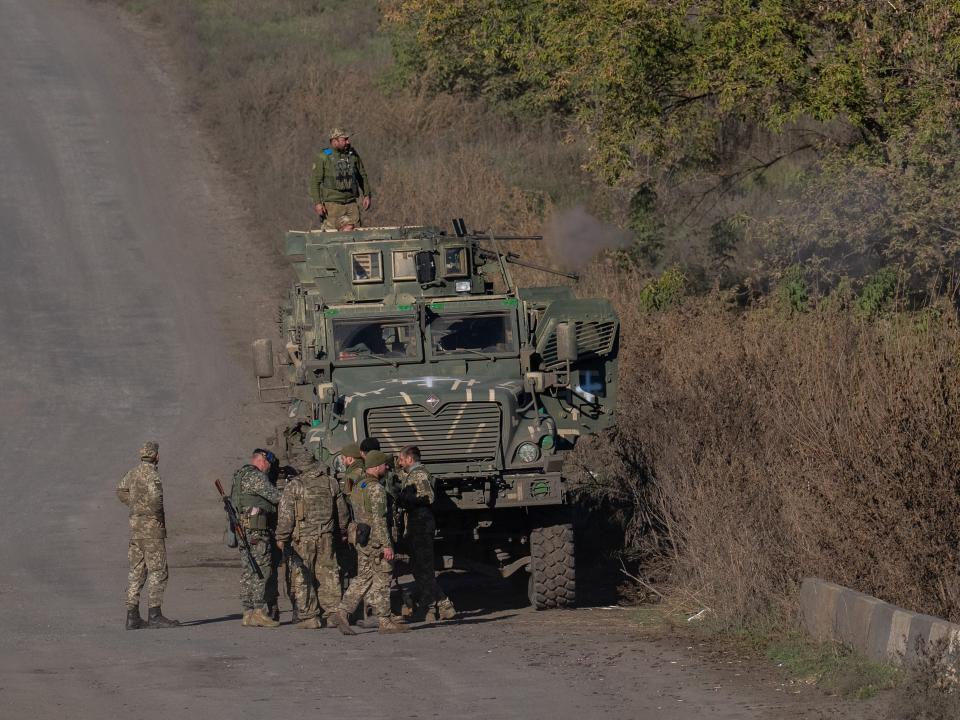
528,515,576,609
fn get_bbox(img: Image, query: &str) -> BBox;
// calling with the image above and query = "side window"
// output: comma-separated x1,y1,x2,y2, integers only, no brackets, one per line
392,250,417,280
352,251,383,283
443,246,468,278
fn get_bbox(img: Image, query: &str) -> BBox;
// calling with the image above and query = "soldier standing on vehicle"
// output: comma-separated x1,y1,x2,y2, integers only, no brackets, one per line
276,464,349,628
397,446,456,621
117,441,179,630
312,128,372,231
333,451,409,635
232,449,282,628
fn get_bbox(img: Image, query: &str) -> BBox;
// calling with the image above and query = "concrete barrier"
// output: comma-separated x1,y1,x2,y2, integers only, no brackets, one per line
800,577,960,664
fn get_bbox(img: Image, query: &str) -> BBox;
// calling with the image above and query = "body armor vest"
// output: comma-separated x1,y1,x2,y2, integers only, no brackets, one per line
333,151,359,195
295,472,335,539
232,465,274,531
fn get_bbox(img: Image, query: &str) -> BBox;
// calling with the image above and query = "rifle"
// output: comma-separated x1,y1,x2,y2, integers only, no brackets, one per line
215,478,263,580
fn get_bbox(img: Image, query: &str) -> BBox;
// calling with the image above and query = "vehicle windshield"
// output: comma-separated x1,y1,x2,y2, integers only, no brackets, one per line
430,312,517,355
332,317,420,362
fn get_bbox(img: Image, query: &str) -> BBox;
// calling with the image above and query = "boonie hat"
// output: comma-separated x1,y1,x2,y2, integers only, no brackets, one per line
329,127,349,139
364,450,389,469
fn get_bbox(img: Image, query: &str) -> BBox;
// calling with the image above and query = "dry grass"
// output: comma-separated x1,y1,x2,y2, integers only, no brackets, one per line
574,292,960,627
118,0,585,239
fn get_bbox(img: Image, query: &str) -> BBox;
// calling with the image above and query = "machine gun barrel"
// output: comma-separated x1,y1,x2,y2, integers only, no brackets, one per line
477,246,579,281
477,234,544,241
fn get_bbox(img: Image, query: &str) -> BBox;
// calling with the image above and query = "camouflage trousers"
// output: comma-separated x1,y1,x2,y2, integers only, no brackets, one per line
239,529,275,611
321,200,360,230
338,547,391,618
407,511,446,607
290,534,342,619
127,538,168,607
265,542,281,613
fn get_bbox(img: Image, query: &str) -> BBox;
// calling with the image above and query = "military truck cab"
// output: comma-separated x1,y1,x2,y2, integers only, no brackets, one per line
254,225,618,608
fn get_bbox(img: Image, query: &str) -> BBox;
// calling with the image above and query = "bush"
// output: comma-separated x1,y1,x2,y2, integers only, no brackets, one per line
637,268,687,312
576,294,960,627
857,267,902,318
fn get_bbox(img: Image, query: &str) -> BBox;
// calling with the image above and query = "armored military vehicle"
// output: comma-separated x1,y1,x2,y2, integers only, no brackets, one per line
253,222,618,608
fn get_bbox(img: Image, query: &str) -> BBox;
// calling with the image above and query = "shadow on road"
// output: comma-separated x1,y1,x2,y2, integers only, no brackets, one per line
413,614,519,631
179,613,244,626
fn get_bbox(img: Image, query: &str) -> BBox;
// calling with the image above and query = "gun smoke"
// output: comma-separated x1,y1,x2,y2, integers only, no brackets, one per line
543,206,633,272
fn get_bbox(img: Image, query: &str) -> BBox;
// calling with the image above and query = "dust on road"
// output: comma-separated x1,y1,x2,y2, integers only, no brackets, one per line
0,1,885,717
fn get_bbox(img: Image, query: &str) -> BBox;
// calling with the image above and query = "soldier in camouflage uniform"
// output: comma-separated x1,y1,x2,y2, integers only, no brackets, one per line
311,128,372,231
333,450,409,635
232,449,282,628
335,443,364,589
276,465,349,628
397,445,456,621
340,443,365,494
116,441,179,629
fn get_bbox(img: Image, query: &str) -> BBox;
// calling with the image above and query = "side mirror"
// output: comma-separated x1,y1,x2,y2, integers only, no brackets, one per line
415,251,436,284
555,322,578,363
252,338,274,379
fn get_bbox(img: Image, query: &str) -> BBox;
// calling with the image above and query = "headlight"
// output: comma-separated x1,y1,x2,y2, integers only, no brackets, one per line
454,280,472,293
515,442,541,464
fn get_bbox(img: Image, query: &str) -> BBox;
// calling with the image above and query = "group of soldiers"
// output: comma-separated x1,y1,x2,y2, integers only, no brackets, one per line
117,128,398,631
117,438,457,635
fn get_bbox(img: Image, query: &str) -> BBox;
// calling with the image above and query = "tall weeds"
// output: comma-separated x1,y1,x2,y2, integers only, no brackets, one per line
578,293,960,626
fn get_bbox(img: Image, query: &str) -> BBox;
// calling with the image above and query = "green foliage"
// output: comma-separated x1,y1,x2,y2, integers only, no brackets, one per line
776,265,809,313
708,217,742,275
383,0,960,291
638,268,687,312
856,267,901,318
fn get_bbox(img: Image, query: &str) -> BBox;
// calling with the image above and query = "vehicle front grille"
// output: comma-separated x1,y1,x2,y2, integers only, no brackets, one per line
366,402,501,462
539,320,618,370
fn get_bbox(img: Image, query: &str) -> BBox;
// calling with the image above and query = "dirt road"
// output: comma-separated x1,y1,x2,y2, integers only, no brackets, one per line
0,2,881,717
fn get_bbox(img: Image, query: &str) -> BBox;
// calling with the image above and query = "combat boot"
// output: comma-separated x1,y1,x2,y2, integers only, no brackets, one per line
408,602,431,623
378,616,410,634
334,609,356,636
125,605,145,630
437,598,457,621
249,607,280,628
147,607,180,628
296,616,321,629
241,609,253,626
